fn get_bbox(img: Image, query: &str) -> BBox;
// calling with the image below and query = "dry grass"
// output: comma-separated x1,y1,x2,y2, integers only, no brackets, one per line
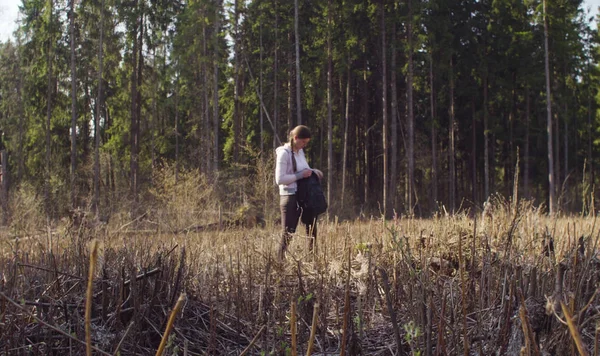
1,192,600,355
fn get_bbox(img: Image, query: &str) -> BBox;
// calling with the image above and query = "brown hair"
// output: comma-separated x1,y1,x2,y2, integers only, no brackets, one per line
288,125,311,148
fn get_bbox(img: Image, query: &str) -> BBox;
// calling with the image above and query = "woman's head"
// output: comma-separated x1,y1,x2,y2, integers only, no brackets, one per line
289,125,311,151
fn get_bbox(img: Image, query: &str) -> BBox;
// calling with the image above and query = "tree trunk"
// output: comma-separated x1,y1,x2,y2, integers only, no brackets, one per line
390,22,398,215
288,31,293,133
449,55,456,213
259,23,264,155
543,0,555,214
203,15,211,172
175,74,180,182
406,0,415,216
342,63,350,208
483,72,490,201
363,55,370,207
70,0,78,210
327,0,333,215
93,0,104,215
430,53,437,207
273,0,279,148
471,97,477,206
213,0,221,171
294,0,302,125
45,0,54,216
130,0,141,212
524,88,530,199
380,0,388,217
233,0,240,162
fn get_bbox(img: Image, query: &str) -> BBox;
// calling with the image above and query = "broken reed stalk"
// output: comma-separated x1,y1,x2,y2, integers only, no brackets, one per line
86,240,99,356
239,324,266,356
291,299,298,356
112,322,134,356
594,326,599,356
379,266,403,354
0,291,112,356
155,293,187,356
306,302,320,356
518,288,540,356
458,233,469,356
561,301,589,356
340,248,351,356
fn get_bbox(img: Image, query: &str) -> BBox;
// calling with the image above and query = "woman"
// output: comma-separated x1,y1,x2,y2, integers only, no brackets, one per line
275,125,323,259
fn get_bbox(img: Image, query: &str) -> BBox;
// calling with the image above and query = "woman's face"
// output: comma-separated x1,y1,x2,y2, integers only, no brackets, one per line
294,137,310,150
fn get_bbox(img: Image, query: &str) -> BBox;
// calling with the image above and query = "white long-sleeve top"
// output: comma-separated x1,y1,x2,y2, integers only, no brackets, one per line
275,143,311,195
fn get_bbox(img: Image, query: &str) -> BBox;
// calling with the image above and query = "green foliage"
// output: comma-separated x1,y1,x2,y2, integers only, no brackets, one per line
0,0,596,220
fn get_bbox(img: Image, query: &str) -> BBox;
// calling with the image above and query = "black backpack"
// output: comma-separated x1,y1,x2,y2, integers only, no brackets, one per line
296,172,328,224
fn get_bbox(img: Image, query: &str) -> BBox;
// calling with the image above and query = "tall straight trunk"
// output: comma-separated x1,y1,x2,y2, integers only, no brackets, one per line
449,56,456,213
363,55,370,206
294,0,302,125
543,0,555,214
588,72,594,185
273,1,279,148
406,0,415,216
471,98,476,205
390,22,398,215
564,103,568,193
288,32,293,132
93,0,104,214
175,74,180,182
342,64,350,208
483,73,490,201
429,54,437,206
17,74,24,182
554,111,560,200
213,0,221,171
203,16,211,171
233,0,240,162
45,0,54,215
130,0,140,209
259,23,264,155
70,0,77,210
326,0,333,214
380,0,388,217
151,47,158,170
524,88,530,198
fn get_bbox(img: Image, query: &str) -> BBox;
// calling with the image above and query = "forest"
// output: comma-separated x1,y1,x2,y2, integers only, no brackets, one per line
0,0,597,220
2,0,600,355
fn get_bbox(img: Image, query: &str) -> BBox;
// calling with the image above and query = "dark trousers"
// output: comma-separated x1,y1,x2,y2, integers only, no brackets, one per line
279,195,317,259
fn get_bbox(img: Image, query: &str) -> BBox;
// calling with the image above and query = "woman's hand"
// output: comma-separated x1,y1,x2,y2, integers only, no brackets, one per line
301,169,313,178
313,169,323,180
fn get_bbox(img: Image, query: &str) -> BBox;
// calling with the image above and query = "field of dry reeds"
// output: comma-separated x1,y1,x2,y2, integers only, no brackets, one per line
1,168,600,355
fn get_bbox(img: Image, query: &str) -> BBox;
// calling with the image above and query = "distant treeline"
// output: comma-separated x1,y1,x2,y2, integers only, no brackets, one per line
0,0,597,218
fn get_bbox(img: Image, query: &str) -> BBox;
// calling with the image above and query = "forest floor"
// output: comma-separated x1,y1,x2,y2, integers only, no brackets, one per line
1,197,600,355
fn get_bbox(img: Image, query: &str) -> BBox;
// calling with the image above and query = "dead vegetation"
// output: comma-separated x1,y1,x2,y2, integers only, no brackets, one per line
1,191,600,355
